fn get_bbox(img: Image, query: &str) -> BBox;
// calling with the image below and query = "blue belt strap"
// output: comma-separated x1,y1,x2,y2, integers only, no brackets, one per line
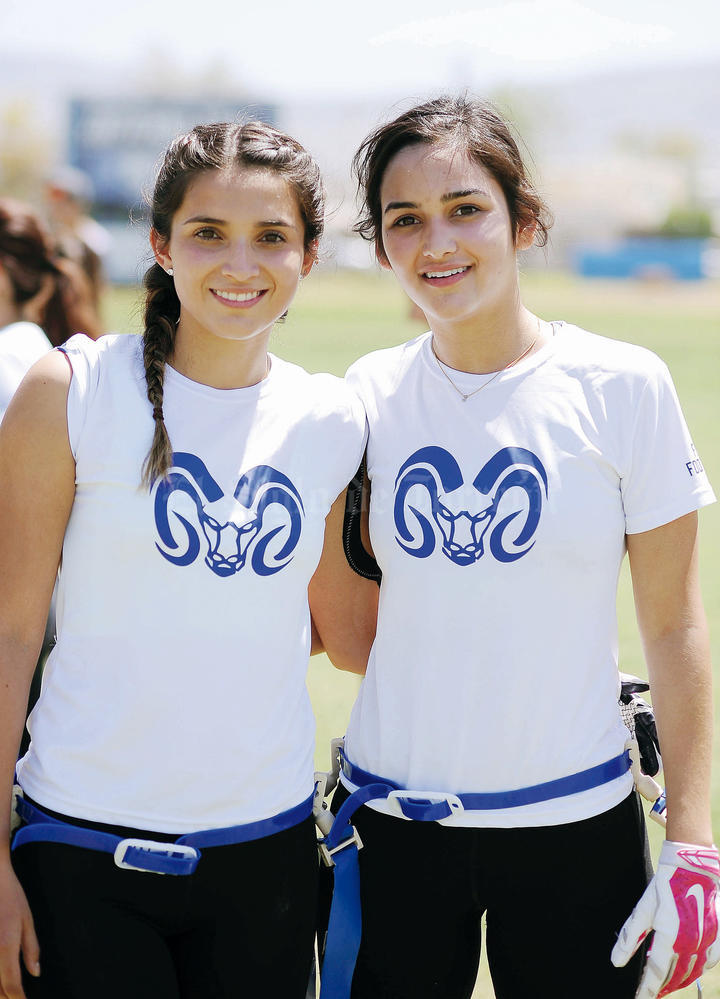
341,750,631,816
12,793,314,876
319,750,631,999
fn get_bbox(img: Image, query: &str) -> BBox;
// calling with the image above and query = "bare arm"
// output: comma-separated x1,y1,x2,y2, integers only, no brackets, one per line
626,511,713,846
309,482,379,675
0,350,75,996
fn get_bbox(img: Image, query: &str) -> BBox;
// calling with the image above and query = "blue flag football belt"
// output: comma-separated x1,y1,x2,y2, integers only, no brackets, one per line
316,746,632,999
12,792,314,875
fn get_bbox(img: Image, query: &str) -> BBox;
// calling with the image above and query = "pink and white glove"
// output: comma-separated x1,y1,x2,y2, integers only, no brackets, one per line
611,841,720,998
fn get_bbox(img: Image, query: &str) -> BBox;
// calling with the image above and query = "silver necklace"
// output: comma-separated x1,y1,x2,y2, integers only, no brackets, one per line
431,320,541,402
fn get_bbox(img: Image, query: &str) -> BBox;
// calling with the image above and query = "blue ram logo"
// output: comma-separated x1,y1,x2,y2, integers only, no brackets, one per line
153,453,304,577
393,446,548,565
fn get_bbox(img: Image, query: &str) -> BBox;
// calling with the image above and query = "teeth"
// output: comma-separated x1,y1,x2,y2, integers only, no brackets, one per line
214,289,263,302
424,267,468,279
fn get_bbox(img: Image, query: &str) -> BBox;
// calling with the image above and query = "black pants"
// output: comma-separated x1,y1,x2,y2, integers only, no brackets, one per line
328,785,651,999
13,810,318,999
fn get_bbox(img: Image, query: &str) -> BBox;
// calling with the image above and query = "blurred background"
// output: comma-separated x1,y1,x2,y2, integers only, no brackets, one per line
3,2,718,995
2,0,719,285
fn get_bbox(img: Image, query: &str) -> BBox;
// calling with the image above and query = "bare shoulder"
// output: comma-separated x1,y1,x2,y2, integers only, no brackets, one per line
10,347,72,408
0,349,75,498
0,349,73,455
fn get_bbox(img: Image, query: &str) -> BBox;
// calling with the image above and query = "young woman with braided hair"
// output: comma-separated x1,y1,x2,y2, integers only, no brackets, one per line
0,121,366,998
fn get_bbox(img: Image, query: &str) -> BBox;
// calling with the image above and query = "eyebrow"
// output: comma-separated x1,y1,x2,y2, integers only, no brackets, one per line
383,189,489,214
181,215,296,228
182,216,225,225
442,189,488,202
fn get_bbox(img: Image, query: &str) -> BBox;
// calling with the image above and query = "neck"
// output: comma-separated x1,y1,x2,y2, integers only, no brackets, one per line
0,303,23,329
171,324,271,390
430,304,542,374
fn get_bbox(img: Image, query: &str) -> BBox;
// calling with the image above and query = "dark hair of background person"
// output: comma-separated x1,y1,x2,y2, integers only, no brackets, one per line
0,198,78,347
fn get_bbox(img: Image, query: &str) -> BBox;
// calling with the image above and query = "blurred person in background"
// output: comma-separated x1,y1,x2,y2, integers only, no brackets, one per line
45,166,112,312
0,198,55,420
0,197,102,387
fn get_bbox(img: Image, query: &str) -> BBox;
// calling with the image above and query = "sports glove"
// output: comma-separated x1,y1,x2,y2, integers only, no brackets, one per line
619,673,661,777
611,841,720,998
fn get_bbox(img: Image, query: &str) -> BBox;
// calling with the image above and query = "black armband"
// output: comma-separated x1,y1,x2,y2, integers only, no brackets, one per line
342,462,382,585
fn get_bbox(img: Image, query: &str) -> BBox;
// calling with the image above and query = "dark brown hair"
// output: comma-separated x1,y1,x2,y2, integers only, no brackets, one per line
141,120,325,487
353,94,552,258
0,198,73,346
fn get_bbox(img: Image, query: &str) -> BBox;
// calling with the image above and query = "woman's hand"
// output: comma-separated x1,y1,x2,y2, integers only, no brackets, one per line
0,860,40,999
611,842,720,998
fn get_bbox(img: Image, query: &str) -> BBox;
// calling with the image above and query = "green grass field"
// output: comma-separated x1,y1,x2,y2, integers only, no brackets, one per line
104,269,720,998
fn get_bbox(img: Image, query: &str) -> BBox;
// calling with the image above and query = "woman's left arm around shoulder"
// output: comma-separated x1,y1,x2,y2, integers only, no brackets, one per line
309,486,379,675
627,510,713,846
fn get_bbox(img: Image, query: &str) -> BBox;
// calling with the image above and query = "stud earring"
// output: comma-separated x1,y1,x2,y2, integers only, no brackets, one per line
166,267,174,277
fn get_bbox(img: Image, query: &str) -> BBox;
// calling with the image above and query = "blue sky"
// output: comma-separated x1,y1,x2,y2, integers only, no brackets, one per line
5,0,719,98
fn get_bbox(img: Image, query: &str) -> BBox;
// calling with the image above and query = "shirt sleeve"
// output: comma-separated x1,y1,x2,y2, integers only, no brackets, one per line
59,333,102,460
620,359,715,534
336,380,368,485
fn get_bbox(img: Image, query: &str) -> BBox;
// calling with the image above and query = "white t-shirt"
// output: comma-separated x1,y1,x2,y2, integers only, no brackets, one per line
0,321,52,422
18,333,367,833
343,323,715,828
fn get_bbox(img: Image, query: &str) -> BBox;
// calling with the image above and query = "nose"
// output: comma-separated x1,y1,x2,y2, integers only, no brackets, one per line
221,240,260,279
422,218,457,260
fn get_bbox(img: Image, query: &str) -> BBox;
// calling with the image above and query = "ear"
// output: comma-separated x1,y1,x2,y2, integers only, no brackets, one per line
516,220,537,252
150,228,172,272
301,239,319,278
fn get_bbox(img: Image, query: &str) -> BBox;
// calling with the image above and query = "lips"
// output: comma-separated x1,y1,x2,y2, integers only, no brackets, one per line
211,288,267,305
420,266,470,285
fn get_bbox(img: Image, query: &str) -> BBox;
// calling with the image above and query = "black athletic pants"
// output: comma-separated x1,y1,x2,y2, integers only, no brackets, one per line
328,785,652,999
12,808,318,999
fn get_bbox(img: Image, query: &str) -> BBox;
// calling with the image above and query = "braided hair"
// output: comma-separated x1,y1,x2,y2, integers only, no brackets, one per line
140,121,324,488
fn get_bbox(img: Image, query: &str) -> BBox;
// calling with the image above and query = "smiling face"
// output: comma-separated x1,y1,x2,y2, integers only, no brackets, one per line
151,166,315,349
379,142,534,338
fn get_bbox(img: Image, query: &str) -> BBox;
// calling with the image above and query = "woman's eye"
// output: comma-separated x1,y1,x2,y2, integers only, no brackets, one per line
454,204,480,217
260,231,286,244
392,215,419,228
195,228,220,240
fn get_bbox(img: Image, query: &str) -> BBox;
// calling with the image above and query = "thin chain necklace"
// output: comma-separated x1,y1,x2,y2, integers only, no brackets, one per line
431,319,541,402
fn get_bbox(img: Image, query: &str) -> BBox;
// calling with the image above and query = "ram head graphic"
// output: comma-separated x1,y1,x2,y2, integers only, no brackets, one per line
153,452,304,577
393,445,548,565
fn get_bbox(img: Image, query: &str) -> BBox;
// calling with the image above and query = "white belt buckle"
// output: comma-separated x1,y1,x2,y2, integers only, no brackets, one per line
318,826,364,868
386,789,464,821
113,838,199,874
